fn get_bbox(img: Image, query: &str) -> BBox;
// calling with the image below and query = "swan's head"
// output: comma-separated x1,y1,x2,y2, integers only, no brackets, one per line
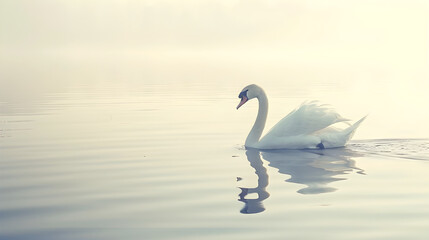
237,84,263,109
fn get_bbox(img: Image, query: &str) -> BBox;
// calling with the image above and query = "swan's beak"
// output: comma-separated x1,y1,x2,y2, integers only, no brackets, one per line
237,96,248,109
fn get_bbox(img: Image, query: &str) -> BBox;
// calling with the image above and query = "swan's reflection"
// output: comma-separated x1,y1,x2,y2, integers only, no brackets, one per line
238,148,364,213
238,149,270,214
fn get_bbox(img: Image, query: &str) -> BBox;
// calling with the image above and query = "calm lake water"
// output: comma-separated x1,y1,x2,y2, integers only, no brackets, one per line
1,69,429,239
1,1,428,239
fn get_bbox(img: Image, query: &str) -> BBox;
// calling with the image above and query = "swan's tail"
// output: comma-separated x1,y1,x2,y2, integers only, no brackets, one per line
343,115,367,142
319,115,367,148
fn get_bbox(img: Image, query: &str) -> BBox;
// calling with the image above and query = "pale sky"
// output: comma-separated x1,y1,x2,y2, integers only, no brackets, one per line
1,1,427,50
1,0,428,138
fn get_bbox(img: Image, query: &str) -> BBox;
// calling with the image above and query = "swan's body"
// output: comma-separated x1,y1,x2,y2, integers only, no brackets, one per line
237,84,366,150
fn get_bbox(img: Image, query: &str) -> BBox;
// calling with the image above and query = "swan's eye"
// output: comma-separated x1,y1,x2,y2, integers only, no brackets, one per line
238,90,248,98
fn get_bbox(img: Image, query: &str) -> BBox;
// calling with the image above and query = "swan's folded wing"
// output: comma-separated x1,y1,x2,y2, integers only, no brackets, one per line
264,101,349,137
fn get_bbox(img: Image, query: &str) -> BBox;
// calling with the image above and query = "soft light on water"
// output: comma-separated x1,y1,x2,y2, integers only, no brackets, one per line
1,1,429,239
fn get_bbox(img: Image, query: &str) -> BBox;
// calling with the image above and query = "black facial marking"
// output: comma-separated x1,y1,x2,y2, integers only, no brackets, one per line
238,90,248,98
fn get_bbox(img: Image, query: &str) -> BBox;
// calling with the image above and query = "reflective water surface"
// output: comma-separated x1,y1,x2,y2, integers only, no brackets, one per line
1,1,428,239
1,78,429,240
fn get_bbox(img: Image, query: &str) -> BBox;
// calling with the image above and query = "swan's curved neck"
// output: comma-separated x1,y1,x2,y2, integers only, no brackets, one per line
245,91,268,147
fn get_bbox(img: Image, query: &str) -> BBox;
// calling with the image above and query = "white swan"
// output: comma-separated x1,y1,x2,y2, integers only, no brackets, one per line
237,84,366,150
